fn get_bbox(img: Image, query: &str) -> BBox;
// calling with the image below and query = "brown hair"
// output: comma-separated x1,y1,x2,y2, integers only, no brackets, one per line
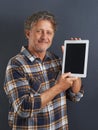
24,11,57,32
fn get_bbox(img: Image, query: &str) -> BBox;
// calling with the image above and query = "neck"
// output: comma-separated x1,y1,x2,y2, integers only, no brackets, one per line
33,51,46,61
27,46,46,61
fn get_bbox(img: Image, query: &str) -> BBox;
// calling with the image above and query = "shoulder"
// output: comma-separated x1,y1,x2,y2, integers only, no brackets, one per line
7,53,25,67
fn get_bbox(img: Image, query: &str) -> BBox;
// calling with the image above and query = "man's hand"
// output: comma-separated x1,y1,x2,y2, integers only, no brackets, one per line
56,72,77,92
71,77,82,94
61,37,81,53
70,37,81,40
61,37,82,94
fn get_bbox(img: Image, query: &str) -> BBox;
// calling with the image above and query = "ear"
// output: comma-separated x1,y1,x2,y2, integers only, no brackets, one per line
25,30,30,39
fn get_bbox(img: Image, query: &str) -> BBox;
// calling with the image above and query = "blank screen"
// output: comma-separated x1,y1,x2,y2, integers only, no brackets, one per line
64,43,86,74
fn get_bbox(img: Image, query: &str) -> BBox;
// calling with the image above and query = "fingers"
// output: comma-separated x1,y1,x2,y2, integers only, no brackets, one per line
62,72,77,79
71,37,81,40
58,73,78,90
62,72,72,78
66,77,77,86
70,81,73,86
61,37,81,53
61,45,64,53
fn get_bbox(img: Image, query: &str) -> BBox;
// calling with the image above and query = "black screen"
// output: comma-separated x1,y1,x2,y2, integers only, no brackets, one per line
64,43,86,74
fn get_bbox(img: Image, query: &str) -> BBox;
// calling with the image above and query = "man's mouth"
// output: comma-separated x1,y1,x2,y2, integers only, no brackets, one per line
38,40,48,44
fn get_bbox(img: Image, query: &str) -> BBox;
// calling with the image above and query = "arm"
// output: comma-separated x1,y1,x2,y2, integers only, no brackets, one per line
4,59,77,118
71,77,82,93
4,60,42,118
61,37,84,102
66,78,84,102
41,73,78,107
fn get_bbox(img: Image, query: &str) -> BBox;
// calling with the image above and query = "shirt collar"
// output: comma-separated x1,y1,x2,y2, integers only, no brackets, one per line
20,46,53,62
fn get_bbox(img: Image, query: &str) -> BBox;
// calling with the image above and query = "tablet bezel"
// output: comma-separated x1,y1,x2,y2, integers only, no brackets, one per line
62,40,89,78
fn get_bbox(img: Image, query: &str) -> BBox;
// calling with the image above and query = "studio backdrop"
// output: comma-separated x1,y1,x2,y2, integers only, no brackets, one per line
0,0,98,130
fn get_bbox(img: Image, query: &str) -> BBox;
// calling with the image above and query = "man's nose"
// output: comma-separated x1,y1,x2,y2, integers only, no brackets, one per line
41,32,47,39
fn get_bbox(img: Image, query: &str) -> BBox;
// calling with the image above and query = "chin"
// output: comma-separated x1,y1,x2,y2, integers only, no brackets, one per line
37,49,47,53
36,46,50,52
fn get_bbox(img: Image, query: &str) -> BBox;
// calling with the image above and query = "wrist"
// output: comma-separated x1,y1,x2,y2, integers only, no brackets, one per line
71,85,81,94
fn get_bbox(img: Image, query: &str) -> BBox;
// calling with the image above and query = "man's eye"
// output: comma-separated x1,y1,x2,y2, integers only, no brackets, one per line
36,30,41,33
47,31,52,35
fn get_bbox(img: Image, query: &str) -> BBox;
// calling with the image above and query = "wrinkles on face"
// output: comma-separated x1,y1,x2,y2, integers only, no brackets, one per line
27,20,54,54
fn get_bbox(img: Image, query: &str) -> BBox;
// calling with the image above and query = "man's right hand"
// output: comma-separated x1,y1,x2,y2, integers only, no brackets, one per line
56,72,77,93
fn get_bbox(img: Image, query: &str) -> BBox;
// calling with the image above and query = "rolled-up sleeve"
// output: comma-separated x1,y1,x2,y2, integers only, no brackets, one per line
66,85,84,102
30,93,41,110
4,60,42,118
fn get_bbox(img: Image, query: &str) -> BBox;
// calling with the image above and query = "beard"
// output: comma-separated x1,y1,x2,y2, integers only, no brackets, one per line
34,43,51,53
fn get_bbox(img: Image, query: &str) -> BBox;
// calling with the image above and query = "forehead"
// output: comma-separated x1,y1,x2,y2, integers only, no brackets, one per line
32,20,54,30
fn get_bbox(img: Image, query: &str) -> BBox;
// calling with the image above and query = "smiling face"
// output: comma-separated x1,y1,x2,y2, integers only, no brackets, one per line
25,20,55,57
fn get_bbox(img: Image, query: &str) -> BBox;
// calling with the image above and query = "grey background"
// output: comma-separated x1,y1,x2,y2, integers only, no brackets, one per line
0,0,98,130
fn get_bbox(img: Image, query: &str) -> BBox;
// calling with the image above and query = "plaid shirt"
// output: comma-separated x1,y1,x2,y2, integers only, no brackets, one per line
4,46,84,130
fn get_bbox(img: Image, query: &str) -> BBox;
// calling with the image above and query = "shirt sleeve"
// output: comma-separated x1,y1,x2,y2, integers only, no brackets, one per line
4,59,41,118
66,85,84,102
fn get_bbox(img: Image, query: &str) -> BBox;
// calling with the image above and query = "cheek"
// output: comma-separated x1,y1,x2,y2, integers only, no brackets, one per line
30,34,38,42
34,34,41,41
50,36,54,42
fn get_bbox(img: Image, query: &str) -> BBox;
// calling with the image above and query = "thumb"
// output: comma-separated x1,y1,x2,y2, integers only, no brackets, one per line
61,45,64,53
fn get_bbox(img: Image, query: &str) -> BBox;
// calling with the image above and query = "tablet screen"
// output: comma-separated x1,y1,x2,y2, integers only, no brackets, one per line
62,40,89,78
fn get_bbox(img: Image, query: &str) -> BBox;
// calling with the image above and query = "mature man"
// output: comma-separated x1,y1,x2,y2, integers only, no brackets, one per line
4,11,83,130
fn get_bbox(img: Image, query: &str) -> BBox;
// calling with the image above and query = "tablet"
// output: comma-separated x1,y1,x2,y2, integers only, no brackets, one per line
62,40,89,78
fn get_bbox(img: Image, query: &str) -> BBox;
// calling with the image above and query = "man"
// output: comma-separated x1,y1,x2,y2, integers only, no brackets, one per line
4,11,84,130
